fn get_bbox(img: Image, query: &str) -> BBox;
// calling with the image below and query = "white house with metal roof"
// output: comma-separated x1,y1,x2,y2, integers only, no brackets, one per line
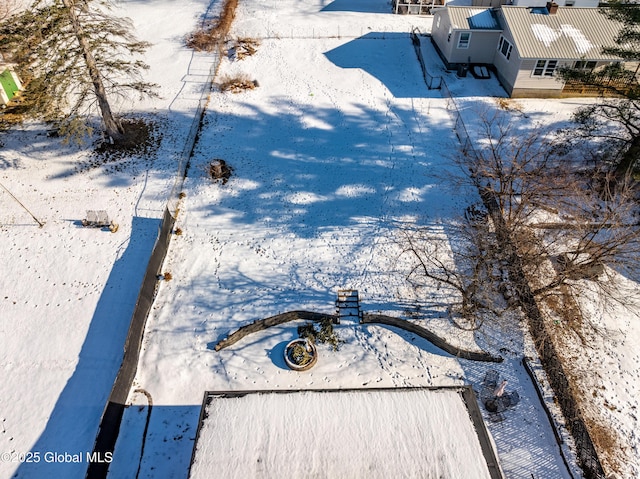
431,4,631,97
496,5,625,96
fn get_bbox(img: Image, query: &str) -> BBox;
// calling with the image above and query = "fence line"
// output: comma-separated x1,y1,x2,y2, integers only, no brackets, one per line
87,207,176,479
522,357,580,479
411,29,442,90
167,49,222,216
410,30,476,157
411,30,607,479
233,25,414,41
438,75,479,160
87,11,226,476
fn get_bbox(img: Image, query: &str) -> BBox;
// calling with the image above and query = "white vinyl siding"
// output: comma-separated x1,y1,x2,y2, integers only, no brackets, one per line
509,59,574,95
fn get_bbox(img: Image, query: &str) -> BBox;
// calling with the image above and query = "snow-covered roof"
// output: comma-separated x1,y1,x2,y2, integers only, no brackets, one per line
188,388,498,479
500,6,622,60
448,7,502,30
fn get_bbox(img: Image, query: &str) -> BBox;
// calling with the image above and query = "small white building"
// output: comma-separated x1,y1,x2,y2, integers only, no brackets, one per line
393,0,598,14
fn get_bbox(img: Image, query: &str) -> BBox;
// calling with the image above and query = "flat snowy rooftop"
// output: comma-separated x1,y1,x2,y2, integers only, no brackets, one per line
188,388,498,479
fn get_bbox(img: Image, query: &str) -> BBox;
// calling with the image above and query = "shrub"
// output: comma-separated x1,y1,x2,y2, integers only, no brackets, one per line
218,74,258,93
298,319,344,351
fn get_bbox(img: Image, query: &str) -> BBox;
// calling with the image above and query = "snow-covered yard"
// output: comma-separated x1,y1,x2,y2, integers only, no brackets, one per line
115,1,575,479
0,1,212,478
1,0,639,477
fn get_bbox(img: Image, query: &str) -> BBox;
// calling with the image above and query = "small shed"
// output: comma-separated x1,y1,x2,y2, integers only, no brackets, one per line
0,67,22,106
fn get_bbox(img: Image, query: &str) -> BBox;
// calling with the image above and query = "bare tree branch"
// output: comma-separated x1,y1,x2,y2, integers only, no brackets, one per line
399,112,640,335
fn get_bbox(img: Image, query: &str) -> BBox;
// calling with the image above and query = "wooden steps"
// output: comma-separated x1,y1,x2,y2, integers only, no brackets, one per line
335,289,362,323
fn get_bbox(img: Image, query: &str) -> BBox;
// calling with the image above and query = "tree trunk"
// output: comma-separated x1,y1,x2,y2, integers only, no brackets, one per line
614,133,640,180
61,0,124,143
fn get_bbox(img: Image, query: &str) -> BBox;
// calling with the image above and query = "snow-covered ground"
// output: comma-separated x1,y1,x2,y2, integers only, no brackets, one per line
434,55,640,475
0,1,212,478
115,1,574,479
1,0,639,478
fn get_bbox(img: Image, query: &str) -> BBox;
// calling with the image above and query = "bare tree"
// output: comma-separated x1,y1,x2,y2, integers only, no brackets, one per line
559,99,640,183
399,112,640,331
0,0,20,21
397,217,506,331
468,112,640,306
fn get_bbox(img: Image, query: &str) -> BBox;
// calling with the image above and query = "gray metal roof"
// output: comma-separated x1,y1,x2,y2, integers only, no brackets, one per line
500,6,622,60
448,7,502,30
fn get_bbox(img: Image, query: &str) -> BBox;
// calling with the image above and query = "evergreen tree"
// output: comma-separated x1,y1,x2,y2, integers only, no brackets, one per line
559,2,640,179
0,0,156,144
601,1,640,63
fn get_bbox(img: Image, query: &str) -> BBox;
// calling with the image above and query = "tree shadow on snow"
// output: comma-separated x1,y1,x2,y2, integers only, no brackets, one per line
188,98,460,236
324,33,439,99
13,216,160,479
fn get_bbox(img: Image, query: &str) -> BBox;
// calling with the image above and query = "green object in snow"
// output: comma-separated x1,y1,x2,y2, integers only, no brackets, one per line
0,69,20,101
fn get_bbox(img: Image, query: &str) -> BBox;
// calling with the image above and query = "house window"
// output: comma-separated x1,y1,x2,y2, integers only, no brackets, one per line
458,32,471,49
574,60,597,70
498,36,513,60
533,59,558,76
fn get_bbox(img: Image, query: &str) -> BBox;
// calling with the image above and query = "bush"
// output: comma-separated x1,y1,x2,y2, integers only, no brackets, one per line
297,319,344,351
288,343,314,366
218,74,258,93
186,0,238,51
